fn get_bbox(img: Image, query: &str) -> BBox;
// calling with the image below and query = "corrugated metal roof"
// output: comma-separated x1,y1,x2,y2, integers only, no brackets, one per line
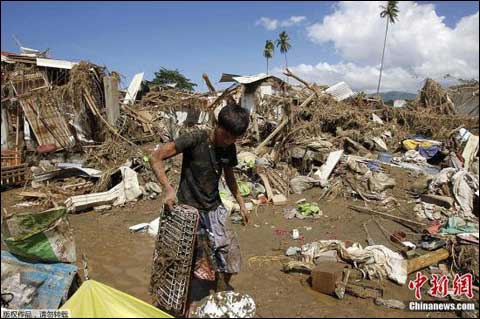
324,81,357,101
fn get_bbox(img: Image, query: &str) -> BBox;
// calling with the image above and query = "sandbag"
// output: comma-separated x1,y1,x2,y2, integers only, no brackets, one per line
368,172,396,193
289,176,320,194
1,207,76,263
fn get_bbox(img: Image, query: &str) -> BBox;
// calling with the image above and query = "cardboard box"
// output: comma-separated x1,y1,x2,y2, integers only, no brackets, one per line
311,262,346,296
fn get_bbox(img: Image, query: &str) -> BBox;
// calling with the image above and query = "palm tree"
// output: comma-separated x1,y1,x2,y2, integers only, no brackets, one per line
376,1,399,96
276,31,291,70
263,40,274,75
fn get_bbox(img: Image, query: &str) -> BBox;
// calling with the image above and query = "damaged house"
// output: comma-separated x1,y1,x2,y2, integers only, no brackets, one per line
1,49,118,186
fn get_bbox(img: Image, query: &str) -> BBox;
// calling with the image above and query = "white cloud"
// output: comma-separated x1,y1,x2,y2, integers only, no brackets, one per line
256,17,279,31
273,63,423,93
281,16,306,27
256,16,306,30
292,1,478,93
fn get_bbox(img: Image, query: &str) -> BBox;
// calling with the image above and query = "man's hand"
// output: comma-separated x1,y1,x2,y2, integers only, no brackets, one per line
164,187,176,209
224,166,251,226
151,142,179,209
240,206,251,226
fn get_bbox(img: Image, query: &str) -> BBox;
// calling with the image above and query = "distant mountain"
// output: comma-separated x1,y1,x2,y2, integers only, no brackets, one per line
369,91,417,101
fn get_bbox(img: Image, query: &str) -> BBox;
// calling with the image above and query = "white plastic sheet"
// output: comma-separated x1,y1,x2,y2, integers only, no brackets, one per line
300,240,407,285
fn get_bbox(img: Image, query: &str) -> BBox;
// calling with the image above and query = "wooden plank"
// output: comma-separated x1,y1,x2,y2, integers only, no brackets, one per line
258,173,274,201
18,191,48,198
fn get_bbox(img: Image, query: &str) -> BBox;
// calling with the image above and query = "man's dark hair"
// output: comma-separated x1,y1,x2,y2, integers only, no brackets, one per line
218,104,250,136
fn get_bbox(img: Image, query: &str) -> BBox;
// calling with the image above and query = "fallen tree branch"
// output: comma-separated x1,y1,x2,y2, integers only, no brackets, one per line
283,68,319,94
83,90,137,148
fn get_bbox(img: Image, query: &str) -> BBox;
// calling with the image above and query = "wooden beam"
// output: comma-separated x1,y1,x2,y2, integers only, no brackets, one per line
407,248,450,274
202,73,216,93
283,68,318,94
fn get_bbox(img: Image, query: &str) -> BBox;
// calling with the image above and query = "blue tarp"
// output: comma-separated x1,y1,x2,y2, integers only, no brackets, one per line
1,250,78,309
418,146,441,159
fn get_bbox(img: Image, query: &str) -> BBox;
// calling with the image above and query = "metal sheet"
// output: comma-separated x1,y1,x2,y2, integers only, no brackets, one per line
36,58,77,70
123,72,144,105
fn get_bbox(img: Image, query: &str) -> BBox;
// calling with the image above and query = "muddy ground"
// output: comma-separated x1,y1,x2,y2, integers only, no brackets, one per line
1,166,462,318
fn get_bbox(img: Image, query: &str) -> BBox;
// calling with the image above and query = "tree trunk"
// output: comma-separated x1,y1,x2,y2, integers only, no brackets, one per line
267,57,269,75
284,53,289,84
376,18,389,96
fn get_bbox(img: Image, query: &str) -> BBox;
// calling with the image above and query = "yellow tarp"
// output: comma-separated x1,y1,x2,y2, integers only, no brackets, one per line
60,280,173,318
402,139,433,150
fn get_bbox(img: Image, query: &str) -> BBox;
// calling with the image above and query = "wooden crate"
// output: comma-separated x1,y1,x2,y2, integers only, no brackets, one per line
1,149,22,168
1,164,28,187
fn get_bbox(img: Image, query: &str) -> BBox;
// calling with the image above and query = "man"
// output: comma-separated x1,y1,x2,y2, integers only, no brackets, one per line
150,103,250,294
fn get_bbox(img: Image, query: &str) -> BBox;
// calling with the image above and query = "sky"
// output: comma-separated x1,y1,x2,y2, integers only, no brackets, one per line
1,1,479,93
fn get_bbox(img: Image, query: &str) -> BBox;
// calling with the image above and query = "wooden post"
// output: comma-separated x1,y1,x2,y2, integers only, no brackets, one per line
15,104,20,150
103,76,120,125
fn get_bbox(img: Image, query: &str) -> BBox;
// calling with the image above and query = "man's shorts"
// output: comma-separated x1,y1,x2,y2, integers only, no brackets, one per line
194,205,241,279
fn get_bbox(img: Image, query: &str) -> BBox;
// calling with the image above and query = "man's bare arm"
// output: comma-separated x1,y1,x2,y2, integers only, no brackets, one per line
224,166,250,225
150,142,179,207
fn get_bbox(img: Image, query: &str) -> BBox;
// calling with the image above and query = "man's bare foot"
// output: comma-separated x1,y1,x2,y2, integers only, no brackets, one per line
215,273,234,292
185,302,197,318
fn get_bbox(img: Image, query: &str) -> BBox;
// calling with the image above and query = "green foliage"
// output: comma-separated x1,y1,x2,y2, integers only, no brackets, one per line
263,40,274,59
276,31,291,54
296,202,320,216
237,181,252,197
380,1,399,24
147,67,197,92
